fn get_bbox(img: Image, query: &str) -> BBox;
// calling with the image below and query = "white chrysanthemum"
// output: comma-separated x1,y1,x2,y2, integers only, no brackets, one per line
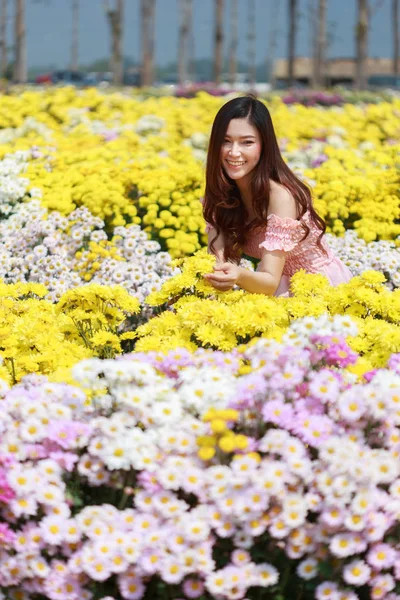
182,518,211,542
344,512,367,532
29,557,50,578
151,399,183,424
372,454,400,484
36,484,65,507
134,114,165,135
255,562,279,587
71,358,106,386
39,515,67,544
98,439,132,470
337,390,366,421
282,494,308,528
343,559,371,586
296,557,318,580
206,571,229,595
9,495,38,518
7,466,36,495
19,418,47,442
389,478,400,498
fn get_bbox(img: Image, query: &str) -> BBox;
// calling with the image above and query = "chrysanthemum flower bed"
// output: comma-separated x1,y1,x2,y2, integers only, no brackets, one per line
0,198,177,303
0,89,399,257
1,318,400,600
0,281,141,385
0,89,400,599
135,250,400,371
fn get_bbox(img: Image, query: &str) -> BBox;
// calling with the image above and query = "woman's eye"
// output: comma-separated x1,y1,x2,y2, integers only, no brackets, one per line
244,141,253,145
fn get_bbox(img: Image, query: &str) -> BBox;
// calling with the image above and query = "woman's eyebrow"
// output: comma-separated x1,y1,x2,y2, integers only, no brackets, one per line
224,135,256,139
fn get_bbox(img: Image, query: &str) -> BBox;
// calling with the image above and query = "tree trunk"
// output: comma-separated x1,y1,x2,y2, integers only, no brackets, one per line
14,0,27,83
70,0,79,71
247,0,256,88
288,0,297,87
188,0,195,82
105,0,124,85
229,0,238,85
178,0,191,85
266,0,280,87
313,0,326,87
141,0,156,86
0,0,7,78
309,0,317,83
355,0,369,89
393,0,399,75
214,0,224,84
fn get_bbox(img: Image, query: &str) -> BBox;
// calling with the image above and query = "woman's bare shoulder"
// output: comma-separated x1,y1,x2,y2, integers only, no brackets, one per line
269,181,297,219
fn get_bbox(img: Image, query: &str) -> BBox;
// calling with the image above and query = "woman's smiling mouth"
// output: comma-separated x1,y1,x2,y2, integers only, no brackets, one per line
226,160,246,167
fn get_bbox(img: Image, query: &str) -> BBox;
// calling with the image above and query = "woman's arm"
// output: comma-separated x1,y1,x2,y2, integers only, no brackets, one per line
238,250,286,294
205,185,296,295
204,249,285,295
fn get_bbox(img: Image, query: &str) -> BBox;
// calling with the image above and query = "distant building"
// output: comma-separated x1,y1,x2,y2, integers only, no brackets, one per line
273,57,395,86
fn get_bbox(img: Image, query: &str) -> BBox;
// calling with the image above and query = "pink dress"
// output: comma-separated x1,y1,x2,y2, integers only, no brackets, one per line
206,211,353,297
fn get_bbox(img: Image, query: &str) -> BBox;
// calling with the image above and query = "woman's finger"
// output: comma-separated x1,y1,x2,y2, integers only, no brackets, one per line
206,273,233,283
207,279,231,290
213,262,230,272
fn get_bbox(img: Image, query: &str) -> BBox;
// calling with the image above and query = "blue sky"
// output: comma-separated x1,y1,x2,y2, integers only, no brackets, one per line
19,0,395,68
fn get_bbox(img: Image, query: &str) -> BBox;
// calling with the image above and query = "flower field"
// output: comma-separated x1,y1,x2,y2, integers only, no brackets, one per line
0,87,399,600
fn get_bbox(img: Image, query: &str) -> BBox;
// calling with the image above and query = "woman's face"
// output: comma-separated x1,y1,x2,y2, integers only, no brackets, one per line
221,118,262,182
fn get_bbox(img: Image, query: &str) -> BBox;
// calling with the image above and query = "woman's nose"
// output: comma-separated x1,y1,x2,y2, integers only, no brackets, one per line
229,143,241,156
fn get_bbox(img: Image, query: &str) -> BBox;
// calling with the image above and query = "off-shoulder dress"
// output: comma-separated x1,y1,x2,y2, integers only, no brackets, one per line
205,211,353,297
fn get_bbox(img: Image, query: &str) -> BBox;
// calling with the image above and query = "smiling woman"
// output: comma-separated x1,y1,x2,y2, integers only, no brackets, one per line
222,123,262,180
202,95,353,297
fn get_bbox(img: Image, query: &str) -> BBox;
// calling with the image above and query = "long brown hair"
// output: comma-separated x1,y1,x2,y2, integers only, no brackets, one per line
203,95,326,263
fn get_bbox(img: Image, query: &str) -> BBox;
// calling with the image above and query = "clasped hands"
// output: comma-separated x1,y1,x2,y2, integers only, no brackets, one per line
203,262,242,291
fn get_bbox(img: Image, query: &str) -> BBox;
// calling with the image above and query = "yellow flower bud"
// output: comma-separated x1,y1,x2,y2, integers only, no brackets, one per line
196,435,217,448
218,435,236,453
210,419,227,434
159,228,175,239
198,447,216,461
202,408,217,422
238,365,253,375
246,452,262,463
235,434,249,450
223,409,239,422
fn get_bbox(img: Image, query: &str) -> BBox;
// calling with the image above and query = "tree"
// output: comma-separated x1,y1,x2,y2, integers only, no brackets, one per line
70,0,79,71
178,0,192,85
188,4,195,82
266,0,280,87
0,0,7,78
247,0,256,88
104,0,124,85
214,0,224,84
141,0,156,86
287,0,297,86
228,0,238,85
313,0,326,87
13,0,26,83
355,0,369,89
394,0,399,75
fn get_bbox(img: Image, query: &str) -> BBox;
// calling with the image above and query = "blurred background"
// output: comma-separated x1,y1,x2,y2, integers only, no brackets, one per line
3,0,400,92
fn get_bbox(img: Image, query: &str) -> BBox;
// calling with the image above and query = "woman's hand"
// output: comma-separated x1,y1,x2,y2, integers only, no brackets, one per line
204,262,241,291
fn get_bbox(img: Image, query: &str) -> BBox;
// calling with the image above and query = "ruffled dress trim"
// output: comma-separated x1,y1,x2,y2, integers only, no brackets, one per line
258,213,305,253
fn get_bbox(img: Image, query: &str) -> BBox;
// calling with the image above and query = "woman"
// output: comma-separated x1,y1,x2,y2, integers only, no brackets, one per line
202,95,352,296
